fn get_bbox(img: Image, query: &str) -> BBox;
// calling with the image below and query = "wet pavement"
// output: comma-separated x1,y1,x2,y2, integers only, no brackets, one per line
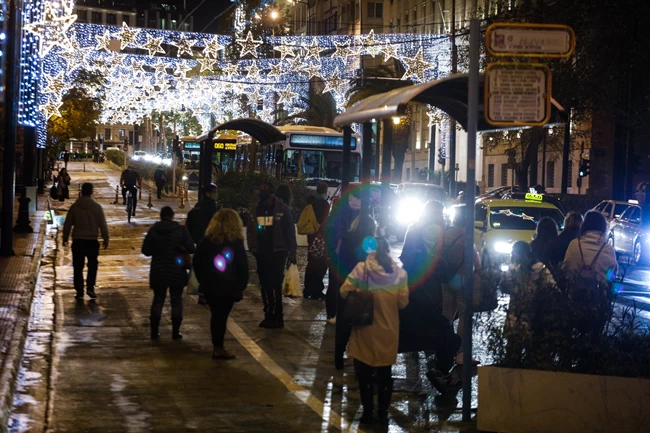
7,162,480,433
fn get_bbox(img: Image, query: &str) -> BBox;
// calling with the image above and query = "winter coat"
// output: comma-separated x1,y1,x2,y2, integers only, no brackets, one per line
246,197,297,256
340,253,409,367
500,262,556,331
142,220,196,289
56,172,71,198
62,196,109,244
193,238,249,301
154,168,166,185
546,228,580,267
186,198,220,244
562,231,618,282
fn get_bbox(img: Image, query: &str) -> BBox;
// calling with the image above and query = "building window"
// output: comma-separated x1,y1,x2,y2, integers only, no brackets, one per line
397,18,401,31
547,161,555,188
119,129,126,138
122,15,130,26
77,9,88,22
487,164,495,187
105,128,112,141
368,2,383,18
106,13,117,25
91,11,102,24
404,11,409,24
500,163,508,186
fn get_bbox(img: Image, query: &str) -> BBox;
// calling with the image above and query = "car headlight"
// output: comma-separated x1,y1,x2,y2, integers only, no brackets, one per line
396,199,423,224
494,241,513,254
444,207,456,224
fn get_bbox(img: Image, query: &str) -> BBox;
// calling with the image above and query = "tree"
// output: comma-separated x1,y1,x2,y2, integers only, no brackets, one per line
347,60,418,182
274,88,338,129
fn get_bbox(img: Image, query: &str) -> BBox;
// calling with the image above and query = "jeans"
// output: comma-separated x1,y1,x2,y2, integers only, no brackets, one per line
72,239,99,295
122,185,138,208
150,286,184,323
304,256,327,298
256,251,288,319
209,297,235,347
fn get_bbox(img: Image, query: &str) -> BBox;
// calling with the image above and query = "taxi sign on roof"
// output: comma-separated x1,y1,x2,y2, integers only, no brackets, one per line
525,192,544,202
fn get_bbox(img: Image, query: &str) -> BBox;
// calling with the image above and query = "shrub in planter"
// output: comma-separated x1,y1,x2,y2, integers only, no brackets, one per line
105,149,125,167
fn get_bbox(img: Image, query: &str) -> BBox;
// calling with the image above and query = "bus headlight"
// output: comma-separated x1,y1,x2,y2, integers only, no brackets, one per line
494,241,513,254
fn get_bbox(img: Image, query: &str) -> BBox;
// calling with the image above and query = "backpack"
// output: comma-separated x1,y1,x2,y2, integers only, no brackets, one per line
297,204,320,235
574,239,608,304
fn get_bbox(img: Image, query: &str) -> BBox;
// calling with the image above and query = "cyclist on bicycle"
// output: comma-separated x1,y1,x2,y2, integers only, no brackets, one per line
120,165,142,216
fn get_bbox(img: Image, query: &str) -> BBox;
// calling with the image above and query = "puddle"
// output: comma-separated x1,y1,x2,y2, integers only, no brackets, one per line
110,374,151,432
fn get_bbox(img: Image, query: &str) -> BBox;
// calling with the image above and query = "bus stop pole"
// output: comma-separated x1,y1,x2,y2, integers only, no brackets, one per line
361,122,373,219
381,120,393,185
342,126,352,188
462,18,479,422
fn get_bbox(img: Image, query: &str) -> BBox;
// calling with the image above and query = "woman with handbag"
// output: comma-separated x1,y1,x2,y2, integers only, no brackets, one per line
193,209,249,359
340,237,409,425
142,206,196,340
56,168,71,202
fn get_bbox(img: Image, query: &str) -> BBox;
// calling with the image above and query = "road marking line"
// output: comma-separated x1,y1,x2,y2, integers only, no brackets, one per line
227,319,366,433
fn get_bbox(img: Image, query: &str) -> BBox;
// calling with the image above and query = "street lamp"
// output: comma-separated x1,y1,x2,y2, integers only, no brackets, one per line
270,9,279,20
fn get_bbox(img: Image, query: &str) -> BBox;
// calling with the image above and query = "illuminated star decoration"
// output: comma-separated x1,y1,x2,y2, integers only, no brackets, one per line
222,63,239,77
197,57,215,73
171,34,196,57
174,62,193,79
203,37,224,59
130,60,146,74
268,62,284,78
40,99,63,119
142,34,165,56
382,42,400,62
24,2,77,57
302,62,321,79
303,39,324,60
42,72,68,98
332,41,352,59
276,86,297,105
400,48,435,82
236,31,263,58
113,22,140,50
288,55,304,73
362,30,381,57
322,69,349,98
274,42,296,59
246,63,262,81
95,30,113,52
247,88,264,106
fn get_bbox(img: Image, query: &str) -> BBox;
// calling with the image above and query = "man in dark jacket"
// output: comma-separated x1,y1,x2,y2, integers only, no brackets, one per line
187,183,220,245
142,206,195,340
153,166,166,199
63,151,70,169
62,183,109,300
250,181,297,328
303,181,331,300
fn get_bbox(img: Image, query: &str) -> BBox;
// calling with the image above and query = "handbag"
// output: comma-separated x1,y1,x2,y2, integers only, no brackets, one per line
50,185,58,199
342,263,374,327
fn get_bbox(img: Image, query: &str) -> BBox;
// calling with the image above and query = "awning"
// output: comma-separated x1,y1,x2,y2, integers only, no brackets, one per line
197,118,286,144
334,73,567,131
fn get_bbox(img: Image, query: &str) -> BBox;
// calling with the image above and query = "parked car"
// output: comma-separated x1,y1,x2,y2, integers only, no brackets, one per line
593,200,631,226
501,191,567,215
608,203,650,265
478,186,520,201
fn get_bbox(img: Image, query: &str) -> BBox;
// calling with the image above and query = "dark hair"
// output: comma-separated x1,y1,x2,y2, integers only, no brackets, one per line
375,237,393,273
81,183,93,196
316,181,329,195
260,181,275,193
564,211,583,232
276,183,290,205
534,217,559,242
511,241,533,268
581,210,607,235
203,183,217,196
160,206,174,220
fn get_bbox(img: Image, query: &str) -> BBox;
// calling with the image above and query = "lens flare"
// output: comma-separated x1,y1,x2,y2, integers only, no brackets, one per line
223,247,234,263
214,254,226,272
362,236,378,253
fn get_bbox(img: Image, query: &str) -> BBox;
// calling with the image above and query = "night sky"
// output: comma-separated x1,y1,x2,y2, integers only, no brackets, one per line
186,0,236,34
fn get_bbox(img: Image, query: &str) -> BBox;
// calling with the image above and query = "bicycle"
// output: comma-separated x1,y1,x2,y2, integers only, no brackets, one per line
125,187,137,223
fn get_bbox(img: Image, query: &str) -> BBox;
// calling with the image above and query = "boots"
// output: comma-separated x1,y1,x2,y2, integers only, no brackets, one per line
212,346,236,359
377,381,393,425
359,383,374,424
150,317,160,340
172,318,183,340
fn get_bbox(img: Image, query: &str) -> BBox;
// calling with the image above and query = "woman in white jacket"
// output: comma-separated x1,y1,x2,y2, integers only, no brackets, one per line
340,237,409,425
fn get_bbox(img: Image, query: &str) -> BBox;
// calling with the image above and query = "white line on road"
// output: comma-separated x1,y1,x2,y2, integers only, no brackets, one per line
227,318,367,433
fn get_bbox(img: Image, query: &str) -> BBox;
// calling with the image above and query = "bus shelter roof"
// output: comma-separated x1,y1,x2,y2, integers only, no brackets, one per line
333,73,567,130
197,118,286,145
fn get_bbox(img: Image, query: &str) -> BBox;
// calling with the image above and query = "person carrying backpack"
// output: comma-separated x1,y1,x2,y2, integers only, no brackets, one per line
300,182,330,299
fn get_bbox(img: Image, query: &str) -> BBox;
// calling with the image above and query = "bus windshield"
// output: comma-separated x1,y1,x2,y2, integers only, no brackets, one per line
283,149,360,182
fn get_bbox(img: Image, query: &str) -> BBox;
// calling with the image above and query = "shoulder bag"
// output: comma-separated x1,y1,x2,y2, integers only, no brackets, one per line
342,263,374,327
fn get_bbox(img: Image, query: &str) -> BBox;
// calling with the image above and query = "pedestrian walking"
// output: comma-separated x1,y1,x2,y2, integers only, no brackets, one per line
154,165,167,199
193,209,249,359
546,211,583,268
120,165,142,216
63,151,70,169
186,183,220,244
142,206,195,340
302,182,330,300
56,168,71,202
530,216,558,266
340,237,409,425
62,183,109,300
246,181,297,329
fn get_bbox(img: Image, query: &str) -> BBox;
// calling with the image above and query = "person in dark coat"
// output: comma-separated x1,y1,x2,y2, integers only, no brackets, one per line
153,166,167,199
142,206,195,340
187,183,220,245
56,168,71,202
63,151,70,169
530,217,559,267
194,209,249,359
546,211,583,268
303,181,331,300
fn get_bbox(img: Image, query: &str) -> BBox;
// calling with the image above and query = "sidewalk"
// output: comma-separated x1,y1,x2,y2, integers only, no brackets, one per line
0,189,47,428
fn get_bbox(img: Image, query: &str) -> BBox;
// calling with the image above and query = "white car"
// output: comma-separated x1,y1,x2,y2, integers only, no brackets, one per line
132,150,147,161
593,200,631,227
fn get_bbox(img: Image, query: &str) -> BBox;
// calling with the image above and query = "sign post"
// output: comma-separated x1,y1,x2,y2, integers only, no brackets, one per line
486,23,575,58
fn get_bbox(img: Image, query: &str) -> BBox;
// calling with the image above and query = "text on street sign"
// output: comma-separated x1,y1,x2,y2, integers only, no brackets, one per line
486,23,575,58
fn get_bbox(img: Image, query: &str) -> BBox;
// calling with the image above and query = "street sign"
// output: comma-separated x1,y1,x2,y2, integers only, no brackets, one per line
484,63,552,127
486,23,575,58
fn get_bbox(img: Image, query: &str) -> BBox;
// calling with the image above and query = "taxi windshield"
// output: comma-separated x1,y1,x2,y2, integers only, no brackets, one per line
490,207,564,230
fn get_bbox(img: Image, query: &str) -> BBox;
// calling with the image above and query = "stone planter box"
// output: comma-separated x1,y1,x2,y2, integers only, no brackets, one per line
478,366,650,433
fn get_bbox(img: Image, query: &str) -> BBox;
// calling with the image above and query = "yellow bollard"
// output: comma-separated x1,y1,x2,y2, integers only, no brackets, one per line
147,185,153,209
179,182,185,209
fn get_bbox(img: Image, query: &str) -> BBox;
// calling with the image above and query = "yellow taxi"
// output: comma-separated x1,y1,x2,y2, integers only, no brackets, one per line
475,194,565,268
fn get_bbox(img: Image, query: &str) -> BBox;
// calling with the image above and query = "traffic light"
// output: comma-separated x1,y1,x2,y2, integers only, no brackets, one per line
579,158,591,177
438,147,446,166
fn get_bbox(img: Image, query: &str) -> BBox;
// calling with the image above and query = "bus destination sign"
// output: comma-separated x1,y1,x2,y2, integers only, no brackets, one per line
289,134,357,150
214,142,237,151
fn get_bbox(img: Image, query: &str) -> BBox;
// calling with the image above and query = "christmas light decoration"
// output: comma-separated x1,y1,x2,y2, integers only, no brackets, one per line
142,34,165,56
197,57,215,73
170,34,197,57
42,71,68,98
203,37,224,59
113,22,139,50
274,42,296,59
303,39,325,60
24,1,76,57
236,31,263,58
94,29,113,52
400,48,435,82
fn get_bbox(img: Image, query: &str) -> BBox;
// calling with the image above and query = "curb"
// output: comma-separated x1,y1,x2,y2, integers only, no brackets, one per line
0,218,47,433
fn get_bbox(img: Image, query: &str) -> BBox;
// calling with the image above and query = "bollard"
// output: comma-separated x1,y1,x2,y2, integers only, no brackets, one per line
179,182,185,209
78,184,82,198
13,189,33,233
139,187,142,201
113,184,119,205
147,185,153,209
83,163,86,172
